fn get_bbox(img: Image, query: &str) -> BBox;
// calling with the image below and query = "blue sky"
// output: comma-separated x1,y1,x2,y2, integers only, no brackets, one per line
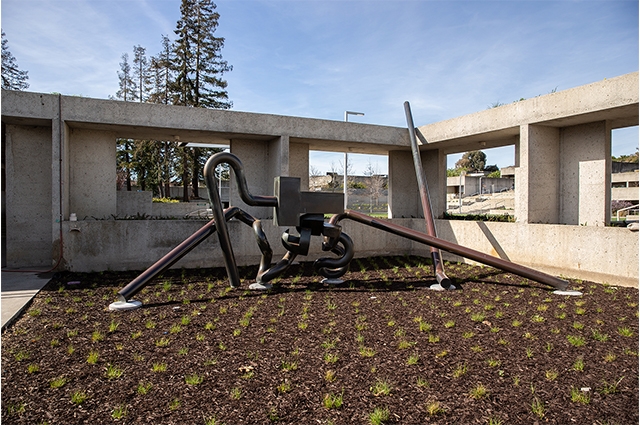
2,0,638,174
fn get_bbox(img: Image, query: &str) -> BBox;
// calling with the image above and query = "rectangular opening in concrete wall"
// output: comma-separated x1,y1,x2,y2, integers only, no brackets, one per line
309,150,388,217
610,125,639,224
115,139,229,201
446,145,515,221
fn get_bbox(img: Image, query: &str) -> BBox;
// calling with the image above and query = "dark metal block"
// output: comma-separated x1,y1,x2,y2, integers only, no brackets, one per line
274,176,301,226
300,192,344,215
274,177,344,226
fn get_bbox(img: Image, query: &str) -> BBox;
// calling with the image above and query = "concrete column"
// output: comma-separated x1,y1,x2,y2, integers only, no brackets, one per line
422,148,448,219
230,136,291,219
68,128,117,219
4,124,53,267
559,121,611,226
289,142,310,190
388,148,447,219
515,124,560,224
388,150,419,218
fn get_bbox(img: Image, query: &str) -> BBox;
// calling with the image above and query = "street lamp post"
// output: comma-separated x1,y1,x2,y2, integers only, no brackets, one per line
343,111,364,210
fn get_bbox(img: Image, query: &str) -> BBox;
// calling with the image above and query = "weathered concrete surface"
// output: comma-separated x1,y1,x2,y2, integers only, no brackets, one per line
2,72,638,282
61,218,637,287
1,90,410,155
431,220,638,287
416,72,638,152
4,124,53,267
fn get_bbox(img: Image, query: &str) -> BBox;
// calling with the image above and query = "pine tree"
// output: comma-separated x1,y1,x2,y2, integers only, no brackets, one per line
116,139,134,191
115,53,136,101
172,0,232,108
172,0,233,199
1,31,29,90
115,53,138,191
132,45,152,103
149,35,175,105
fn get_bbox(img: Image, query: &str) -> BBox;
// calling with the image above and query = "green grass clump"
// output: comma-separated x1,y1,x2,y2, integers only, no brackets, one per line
567,335,586,347
71,390,88,404
137,381,153,395
112,404,127,420
105,364,124,380
185,374,204,385
87,350,99,364
469,383,489,399
426,400,445,416
452,363,469,378
152,363,167,372
368,406,390,425
323,391,344,409
50,376,67,389
570,387,590,404
370,379,392,396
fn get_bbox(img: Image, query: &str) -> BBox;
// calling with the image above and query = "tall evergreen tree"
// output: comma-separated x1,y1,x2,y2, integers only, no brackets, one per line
115,53,136,101
149,35,175,105
172,0,232,199
115,53,139,191
1,31,29,90
116,139,134,191
172,0,232,108
132,45,152,103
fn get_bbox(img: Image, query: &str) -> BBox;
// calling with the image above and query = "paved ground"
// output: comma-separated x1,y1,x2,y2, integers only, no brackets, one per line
1,270,52,330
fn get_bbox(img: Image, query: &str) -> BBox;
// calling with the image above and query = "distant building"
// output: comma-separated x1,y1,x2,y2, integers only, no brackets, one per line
446,169,514,198
611,161,638,204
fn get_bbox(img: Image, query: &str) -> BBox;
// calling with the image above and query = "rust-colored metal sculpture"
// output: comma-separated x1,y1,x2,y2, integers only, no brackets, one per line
112,106,570,310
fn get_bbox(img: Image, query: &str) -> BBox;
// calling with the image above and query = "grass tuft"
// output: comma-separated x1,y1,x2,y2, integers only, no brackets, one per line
323,391,344,409
368,406,390,425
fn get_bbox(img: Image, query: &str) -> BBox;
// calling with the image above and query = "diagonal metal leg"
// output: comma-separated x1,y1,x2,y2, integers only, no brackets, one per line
404,101,452,288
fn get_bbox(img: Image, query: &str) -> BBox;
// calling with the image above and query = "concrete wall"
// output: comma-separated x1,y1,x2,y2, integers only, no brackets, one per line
433,220,638,287
61,218,638,287
516,124,561,223
2,72,638,285
4,124,53,267
68,128,117,219
559,121,611,226
388,150,419,218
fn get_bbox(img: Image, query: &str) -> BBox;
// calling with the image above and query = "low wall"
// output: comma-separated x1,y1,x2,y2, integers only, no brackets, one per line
116,191,211,218
61,219,638,287
431,221,638,287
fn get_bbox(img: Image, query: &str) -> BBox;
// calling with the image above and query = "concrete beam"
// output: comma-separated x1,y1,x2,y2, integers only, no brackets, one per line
416,72,638,154
1,90,410,156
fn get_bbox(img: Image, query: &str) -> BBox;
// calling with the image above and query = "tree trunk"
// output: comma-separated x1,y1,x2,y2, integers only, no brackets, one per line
182,155,189,202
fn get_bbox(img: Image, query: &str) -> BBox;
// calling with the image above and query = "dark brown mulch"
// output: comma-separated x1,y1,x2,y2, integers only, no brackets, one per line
2,256,638,425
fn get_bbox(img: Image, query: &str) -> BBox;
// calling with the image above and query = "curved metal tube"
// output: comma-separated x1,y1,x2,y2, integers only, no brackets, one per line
257,251,298,284
204,152,278,288
117,206,270,302
314,232,354,279
330,210,568,291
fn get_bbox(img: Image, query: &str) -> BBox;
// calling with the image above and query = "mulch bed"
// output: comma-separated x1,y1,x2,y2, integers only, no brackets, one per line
2,256,638,424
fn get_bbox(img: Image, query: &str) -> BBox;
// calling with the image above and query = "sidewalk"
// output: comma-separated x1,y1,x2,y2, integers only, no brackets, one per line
1,270,52,330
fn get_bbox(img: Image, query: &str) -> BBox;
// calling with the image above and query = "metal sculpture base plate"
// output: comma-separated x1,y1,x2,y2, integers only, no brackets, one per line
552,289,583,296
249,282,273,291
109,300,142,311
321,278,344,285
429,283,458,291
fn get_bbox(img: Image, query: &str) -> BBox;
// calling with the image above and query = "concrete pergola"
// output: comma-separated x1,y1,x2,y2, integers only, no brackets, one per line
2,72,638,285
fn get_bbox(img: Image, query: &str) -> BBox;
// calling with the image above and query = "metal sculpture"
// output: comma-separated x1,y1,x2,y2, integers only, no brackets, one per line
110,103,572,310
